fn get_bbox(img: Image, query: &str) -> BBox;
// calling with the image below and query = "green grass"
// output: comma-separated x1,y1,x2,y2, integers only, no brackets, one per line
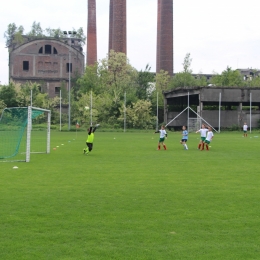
1,130,260,259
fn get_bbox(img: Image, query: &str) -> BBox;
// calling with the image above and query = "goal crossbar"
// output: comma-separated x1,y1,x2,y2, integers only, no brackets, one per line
165,106,219,133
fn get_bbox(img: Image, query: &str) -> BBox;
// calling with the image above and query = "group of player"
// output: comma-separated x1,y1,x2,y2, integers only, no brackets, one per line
154,124,214,151
83,122,248,154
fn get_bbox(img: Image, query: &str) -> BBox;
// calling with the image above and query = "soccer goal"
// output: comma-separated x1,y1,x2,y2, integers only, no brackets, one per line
188,118,201,132
0,106,51,162
165,106,218,133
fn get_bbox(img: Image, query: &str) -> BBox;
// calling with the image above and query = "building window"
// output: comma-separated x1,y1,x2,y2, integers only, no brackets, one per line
23,61,29,71
45,45,52,54
39,47,43,53
54,47,58,54
55,87,60,94
66,63,72,73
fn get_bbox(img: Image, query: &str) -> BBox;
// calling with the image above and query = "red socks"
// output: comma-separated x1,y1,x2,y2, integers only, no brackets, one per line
157,145,167,150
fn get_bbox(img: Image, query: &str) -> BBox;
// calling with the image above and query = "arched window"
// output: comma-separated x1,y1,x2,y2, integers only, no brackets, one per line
39,45,58,54
45,45,52,54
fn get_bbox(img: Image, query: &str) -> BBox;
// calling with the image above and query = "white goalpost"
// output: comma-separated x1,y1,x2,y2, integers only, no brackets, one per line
0,106,51,163
26,106,51,162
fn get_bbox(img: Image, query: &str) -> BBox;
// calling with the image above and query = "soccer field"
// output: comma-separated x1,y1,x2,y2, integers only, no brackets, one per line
1,130,260,259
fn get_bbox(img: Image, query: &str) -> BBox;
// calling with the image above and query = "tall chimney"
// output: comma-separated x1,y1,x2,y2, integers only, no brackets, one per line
156,0,173,75
109,0,127,55
108,0,114,54
87,0,97,66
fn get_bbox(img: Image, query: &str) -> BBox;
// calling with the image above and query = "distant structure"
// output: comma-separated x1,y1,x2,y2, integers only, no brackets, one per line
237,68,260,81
108,0,114,54
8,35,84,97
156,0,173,76
87,0,97,66
164,87,260,129
108,0,127,55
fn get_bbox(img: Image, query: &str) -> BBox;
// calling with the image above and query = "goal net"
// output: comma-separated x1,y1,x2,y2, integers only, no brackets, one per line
188,118,201,132
0,106,51,162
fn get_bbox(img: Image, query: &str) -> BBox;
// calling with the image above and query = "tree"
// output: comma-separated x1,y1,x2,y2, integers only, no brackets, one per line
250,75,260,87
4,23,24,46
27,21,44,37
136,64,155,100
195,74,208,87
155,70,171,92
170,72,197,88
169,53,207,88
100,50,137,93
77,64,101,95
149,70,171,118
169,53,202,88
183,53,192,73
75,51,143,127
0,100,6,114
45,27,86,43
0,82,18,107
45,27,64,38
118,99,156,129
73,27,86,44
98,50,138,121
15,82,39,107
211,66,245,87
72,92,98,127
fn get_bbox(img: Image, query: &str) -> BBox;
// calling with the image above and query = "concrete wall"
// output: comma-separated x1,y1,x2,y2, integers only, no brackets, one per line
167,110,260,128
164,87,260,129
201,88,260,103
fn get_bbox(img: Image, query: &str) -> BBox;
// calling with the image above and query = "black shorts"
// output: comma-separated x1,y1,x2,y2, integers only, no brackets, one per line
181,139,187,143
86,142,93,151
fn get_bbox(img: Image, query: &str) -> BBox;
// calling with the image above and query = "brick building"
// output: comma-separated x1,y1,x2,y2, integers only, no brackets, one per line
8,35,84,97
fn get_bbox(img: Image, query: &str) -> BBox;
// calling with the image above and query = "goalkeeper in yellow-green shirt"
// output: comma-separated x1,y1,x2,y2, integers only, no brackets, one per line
83,124,100,154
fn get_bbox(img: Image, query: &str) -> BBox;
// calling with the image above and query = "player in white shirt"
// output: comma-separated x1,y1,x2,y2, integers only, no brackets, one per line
196,124,208,150
204,127,214,151
154,125,167,150
243,122,248,137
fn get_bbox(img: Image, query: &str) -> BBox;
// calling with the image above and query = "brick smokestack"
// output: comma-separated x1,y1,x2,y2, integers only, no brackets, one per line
109,0,127,55
87,0,97,66
109,0,114,54
156,0,173,75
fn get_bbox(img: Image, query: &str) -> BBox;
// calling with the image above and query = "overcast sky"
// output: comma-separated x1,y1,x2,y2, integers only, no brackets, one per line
0,0,260,85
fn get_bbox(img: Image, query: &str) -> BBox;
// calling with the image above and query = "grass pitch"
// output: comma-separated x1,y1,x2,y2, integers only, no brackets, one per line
0,130,260,259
